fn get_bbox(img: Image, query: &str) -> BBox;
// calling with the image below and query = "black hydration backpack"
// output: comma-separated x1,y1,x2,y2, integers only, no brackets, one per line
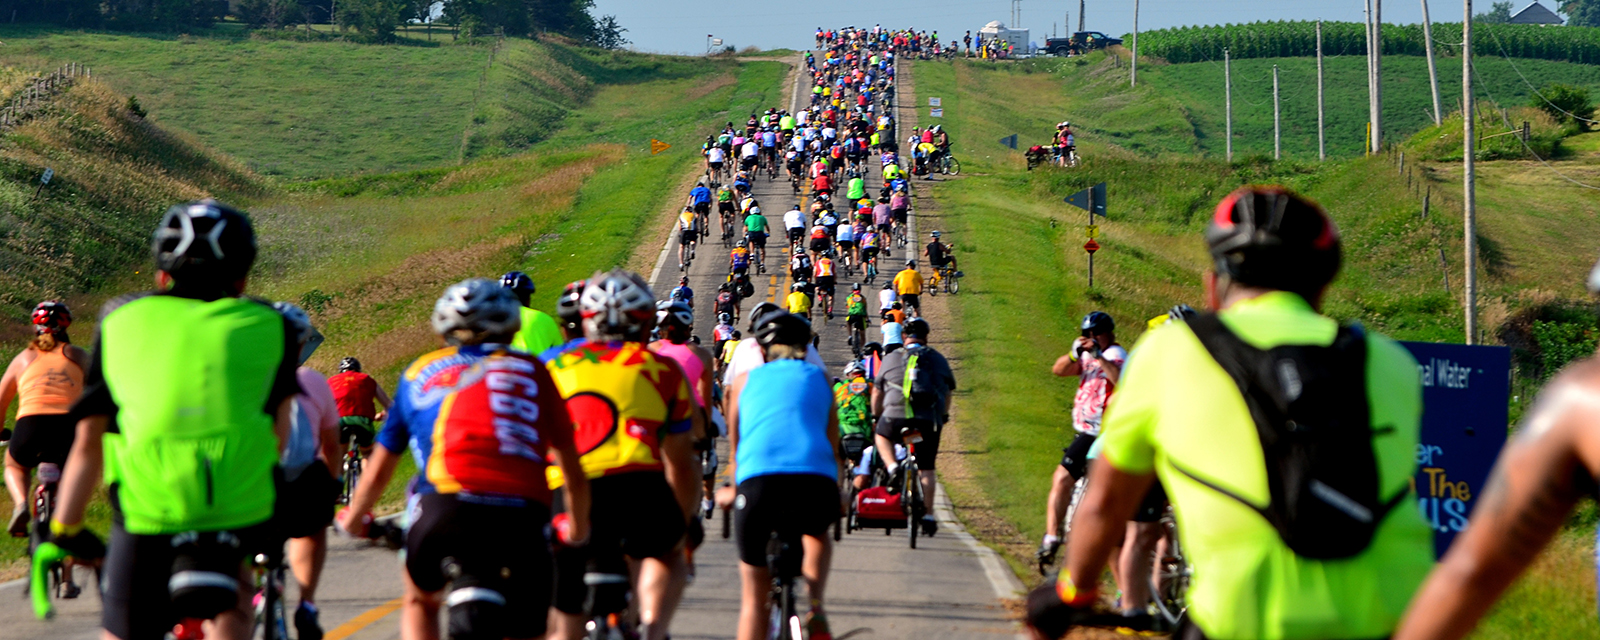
1171,314,1408,560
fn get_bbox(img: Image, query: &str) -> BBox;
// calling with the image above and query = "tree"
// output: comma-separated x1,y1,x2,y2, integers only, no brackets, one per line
590,14,627,49
1531,83,1596,129
1475,0,1514,22
238,0,304,28
337,0,406,40
1561,0,1600,26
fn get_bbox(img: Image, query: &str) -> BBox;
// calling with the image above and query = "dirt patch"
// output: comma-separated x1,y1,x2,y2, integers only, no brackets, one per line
684,73,738,101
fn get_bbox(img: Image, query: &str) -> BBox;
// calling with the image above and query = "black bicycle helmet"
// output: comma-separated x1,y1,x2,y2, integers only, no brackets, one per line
862,341,883,355
903,317,930,338
747,301,782,331
1081,311,1114,334
339,357,362,373
152,200,257,286
1206,186,1341,298
753,310,812,347
556,279,587,331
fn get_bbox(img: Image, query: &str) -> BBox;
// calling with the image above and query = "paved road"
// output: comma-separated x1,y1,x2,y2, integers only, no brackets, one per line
0,54,1024,640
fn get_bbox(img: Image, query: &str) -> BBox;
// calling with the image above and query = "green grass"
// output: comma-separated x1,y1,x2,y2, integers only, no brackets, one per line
0,43,789,578
914,57,1600,634
994,51,1600,160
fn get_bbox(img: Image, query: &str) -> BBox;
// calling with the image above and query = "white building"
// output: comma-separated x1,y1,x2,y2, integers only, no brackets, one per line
978,21,1031,52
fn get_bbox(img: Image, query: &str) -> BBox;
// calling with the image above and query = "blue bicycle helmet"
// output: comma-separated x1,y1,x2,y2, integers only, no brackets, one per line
1081,311,1114,334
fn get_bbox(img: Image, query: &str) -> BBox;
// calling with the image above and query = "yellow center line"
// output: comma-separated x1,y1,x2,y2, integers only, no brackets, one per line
323,597,404,640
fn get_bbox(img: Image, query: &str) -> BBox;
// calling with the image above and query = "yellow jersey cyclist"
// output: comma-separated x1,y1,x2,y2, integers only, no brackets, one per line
788,282,814,322
892,260,924,318
337,279,590,640
501,270,564,355
49,201,303,640
1029,187,1434,640
544,271,702,640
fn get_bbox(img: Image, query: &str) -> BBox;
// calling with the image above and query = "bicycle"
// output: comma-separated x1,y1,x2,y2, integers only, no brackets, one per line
1038,475,1090,576
863,255,879,284
1149,505,1190,627
765,533,803,640
252,552,290,640
892,223,907,249
928,265,960,296
936,152,960,176
339,445,364,505
26,463,87,611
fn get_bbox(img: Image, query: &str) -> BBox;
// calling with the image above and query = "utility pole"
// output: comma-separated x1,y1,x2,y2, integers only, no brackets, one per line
1463,0,1477,344
1225,49,1233,162
1373,0,1384,152
1274,65,1281,160
1317,21,1326,161
1365,0,1376,155
1131,0,1139,86
1421,0,1443,125
1078,0,1085,32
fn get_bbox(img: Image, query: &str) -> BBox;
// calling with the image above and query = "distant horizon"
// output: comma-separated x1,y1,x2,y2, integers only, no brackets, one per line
589,0,1569,55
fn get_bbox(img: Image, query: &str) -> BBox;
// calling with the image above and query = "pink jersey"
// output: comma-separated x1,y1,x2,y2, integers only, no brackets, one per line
1070,345,1127,436
652,341,708,408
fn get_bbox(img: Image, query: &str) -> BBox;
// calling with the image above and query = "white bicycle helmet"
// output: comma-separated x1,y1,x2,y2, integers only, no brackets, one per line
657,299,695,329
272,301,315,346
431,278,521,344
580,270,656,341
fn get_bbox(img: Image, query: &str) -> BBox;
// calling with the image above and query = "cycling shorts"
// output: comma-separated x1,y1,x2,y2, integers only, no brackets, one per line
406,492,553,639
339,416,375,449
837,239,855,250
861,246,880,262
551,472,686,613
693,202,711,214
808,238,832,253
709,161,724,172
740,156,758,169
815,276,836,296
787,228,805,244
103,515,272,640
1133,481,1169,523
733,474,839,566
839,434,870,466
891,208,908,224
747,231,767,247
6,413,75,468
719,201,736,214
874,417,939,470
847,315,866,331
1058,432,1097,479
680,228,696,245
899,293,920,311
275,459,339,539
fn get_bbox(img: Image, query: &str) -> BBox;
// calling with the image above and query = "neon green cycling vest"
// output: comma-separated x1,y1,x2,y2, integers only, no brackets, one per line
100,295,285,534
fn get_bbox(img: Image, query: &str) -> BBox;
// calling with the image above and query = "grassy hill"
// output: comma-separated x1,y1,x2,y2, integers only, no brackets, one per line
1022,50,1600,159
913,56,1600,637
0,33,793,578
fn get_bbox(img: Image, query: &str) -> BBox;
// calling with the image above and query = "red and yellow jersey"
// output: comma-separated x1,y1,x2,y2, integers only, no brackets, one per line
377,345,574,503
544,341,694,486
815,258,835,278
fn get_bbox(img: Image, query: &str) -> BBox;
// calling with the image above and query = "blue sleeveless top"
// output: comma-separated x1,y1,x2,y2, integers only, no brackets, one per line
734,359,837,484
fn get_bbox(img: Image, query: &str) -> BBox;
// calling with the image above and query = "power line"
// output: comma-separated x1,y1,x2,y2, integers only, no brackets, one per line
1484,27,1600,125
1468,57,1600,191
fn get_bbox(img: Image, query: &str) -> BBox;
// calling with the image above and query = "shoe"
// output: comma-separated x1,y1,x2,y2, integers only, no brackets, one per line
885,465,905,495
678,263,685,271
1114,611,1163,636
295,602,324,640
702,499,714,520
8,507,26,537
921,515,938,537
59,581,81,599
804,609,833,640
1035,538,1062,571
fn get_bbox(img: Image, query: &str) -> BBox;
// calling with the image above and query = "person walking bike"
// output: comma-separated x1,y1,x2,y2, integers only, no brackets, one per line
1034,311,1125,568
717,310,844,640
338,279,590,640
1026,186,1433,640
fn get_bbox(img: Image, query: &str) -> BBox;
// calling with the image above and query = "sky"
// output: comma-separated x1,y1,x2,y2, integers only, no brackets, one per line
589,0,1566,55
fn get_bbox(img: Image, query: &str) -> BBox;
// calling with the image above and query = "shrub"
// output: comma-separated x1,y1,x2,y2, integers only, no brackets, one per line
1530,83,1595,130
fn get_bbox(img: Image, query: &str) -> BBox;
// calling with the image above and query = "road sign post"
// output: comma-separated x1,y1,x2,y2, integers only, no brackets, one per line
1065,182,1108,287
650,139,671,155
999,134,1018,149
34,167,53,198
1084,239,1100,287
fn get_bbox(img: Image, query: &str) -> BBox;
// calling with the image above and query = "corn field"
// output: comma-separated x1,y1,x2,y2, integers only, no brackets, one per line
1134,21,1600,65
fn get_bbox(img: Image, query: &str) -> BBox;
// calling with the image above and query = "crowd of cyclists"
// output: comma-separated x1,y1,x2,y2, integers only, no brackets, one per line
0,21,1593,640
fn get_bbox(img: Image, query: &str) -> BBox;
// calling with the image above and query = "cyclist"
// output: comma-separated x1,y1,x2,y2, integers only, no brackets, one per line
50,200,298,640
717,182,738,235
1034,311,1125,567
712,312,738,372
788,282,814,322
271,302,342,640
730,240,752,279
893,260,924,318
814,251,838,320
545,271,700,640
707,143,727,180
717,310,843,640
924,231,957,289
715,281,742,329
338,279,589,640
1391,258,1600,640
889,190,910,245
723,302,826,387
744,206,770,270
879,311,904,352
836,215,857,270
649,300,717,524
784,204,807,250
678,207,699,271
844,284,868,355
328,356,393,461
790,250,813,287
1027,186,1433,640
689,181,713,233
502,271,564,355
540,279,589,361
834,361,873,469
670,276,695,310
2,301,86,597
870,318,955,536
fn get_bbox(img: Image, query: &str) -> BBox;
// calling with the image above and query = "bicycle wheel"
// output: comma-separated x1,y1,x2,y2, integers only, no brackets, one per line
944,156,961,176
906,455,920,549
1061,476,1090,540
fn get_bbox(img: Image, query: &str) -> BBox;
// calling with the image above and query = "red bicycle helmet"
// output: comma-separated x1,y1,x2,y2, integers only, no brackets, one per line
31,301,72,333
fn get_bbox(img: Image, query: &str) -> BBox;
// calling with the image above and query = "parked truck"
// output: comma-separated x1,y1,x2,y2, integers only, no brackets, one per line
1042,31,1124,56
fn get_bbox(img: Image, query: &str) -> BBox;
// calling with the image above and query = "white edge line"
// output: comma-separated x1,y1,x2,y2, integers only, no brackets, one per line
0,576,24,591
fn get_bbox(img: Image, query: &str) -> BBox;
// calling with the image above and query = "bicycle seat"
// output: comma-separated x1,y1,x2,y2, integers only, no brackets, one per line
765,533,803,579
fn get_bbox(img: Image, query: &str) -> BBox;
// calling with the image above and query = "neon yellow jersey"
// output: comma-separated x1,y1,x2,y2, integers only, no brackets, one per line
512,307,563,355
787,291,812,315
1098,292,1432,640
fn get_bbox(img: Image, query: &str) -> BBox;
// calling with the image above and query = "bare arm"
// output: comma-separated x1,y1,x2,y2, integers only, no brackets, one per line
336,443,406,532
1062,459,1156,602
0,350,31,421
373,384,393,422
870,383,884,417
1394,368,1600,640
1051,353,1083,377
54,416,109,528
273,397,293,453
549,442,591,544
1099,358,1122,384
661,431,702,524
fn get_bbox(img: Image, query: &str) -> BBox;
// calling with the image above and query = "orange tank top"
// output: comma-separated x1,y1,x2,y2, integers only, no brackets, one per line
18,348,83,417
